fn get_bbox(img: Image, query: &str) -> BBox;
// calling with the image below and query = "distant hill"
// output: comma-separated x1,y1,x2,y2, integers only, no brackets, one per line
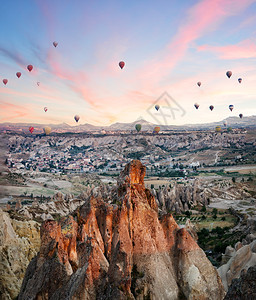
0,116,255,133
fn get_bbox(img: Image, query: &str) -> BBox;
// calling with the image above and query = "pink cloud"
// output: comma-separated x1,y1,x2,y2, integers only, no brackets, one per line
197,39,256,59
0,101,30,122
130,0,255,88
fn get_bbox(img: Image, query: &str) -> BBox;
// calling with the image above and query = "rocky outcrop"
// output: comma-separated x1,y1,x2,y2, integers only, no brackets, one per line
17,192,85,221
218,240,256,291
224,266,256,299
19,160,225,300
0,209,40,300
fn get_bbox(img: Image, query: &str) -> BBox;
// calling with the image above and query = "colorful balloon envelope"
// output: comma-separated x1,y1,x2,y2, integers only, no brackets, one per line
135,124,141,132
215,126,221,132
227,127,232,132
194,103,199,109
74,115,80,122
229,105,234,112
119,61,125,69
29,126,34,134
3,79,8,85
16,72,21,78
43,126,51,135
27,65,33,72
223,120,227,127
226,71,232,78
197,82,201,87
154,126,160,134
155,104,160,111
209,105,214,111
238,78,242,83
44,107,48,112
239,113,243,119
53,41,58,47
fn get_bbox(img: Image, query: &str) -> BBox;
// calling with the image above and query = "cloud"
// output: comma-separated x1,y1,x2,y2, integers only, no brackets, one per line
0,47,27,68
130,0,256,88
197,39,256,59
0,101,30,122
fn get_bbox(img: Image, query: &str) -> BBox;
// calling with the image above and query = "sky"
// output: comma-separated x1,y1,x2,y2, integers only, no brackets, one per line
0,0,256,126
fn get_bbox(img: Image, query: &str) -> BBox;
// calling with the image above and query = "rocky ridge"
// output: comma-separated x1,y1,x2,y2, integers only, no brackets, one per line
19,160,225,300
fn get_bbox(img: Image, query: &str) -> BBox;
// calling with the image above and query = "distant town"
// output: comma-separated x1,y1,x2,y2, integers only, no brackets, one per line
5,128,255,177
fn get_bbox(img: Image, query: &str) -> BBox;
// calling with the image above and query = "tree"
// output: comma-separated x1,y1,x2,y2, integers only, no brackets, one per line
150,184,154,189
212,208,218,215
185,210,191,217
201,205,207,213
232,177,236,183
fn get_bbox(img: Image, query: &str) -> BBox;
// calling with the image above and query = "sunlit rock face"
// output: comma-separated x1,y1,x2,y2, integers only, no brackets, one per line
19,160,225,300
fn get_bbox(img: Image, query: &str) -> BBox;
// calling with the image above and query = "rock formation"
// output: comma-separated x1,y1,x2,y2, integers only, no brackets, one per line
218,236,256,291
0,209,40,299
224,266,256,299
19,160,225,300
18,192,85,221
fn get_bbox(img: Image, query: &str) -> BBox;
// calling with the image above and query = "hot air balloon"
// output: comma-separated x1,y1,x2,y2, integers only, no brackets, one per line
44,107,48,112
135,124,141,132
43,126,51,135
154,126,160,134
209,105,214,111
215,126,221,132
197,82,201,87
37,82,40,86
29,126,34,134
227,127,232,133
16,72,21,78
3,79,8,85
239,113,243,119
119,61,125,69
27,65,33,72
194,103,199,109
155,104,160,111
226,71,232,78
229,105,234,112
74,115,80,123
53,41,58,47
238,78,242,83
223,120,227,127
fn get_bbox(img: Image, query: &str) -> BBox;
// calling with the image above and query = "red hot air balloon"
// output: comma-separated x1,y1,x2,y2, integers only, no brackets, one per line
27,65,33,72
197,82,201,87
194,103,199,109
238,78,242,83
53,41,58,47
239,113,243,119
119,61,125,69
44,107,48,112
209,105,214,111
16,72,21,78
226,71,232,78
29,127,34,133
3,79,8,85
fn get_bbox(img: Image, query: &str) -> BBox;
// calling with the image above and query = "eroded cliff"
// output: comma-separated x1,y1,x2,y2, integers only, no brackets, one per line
19,160,225,300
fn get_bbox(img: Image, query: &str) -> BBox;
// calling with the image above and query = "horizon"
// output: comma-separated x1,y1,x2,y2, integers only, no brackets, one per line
1,0,256,126
0,114,255,129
